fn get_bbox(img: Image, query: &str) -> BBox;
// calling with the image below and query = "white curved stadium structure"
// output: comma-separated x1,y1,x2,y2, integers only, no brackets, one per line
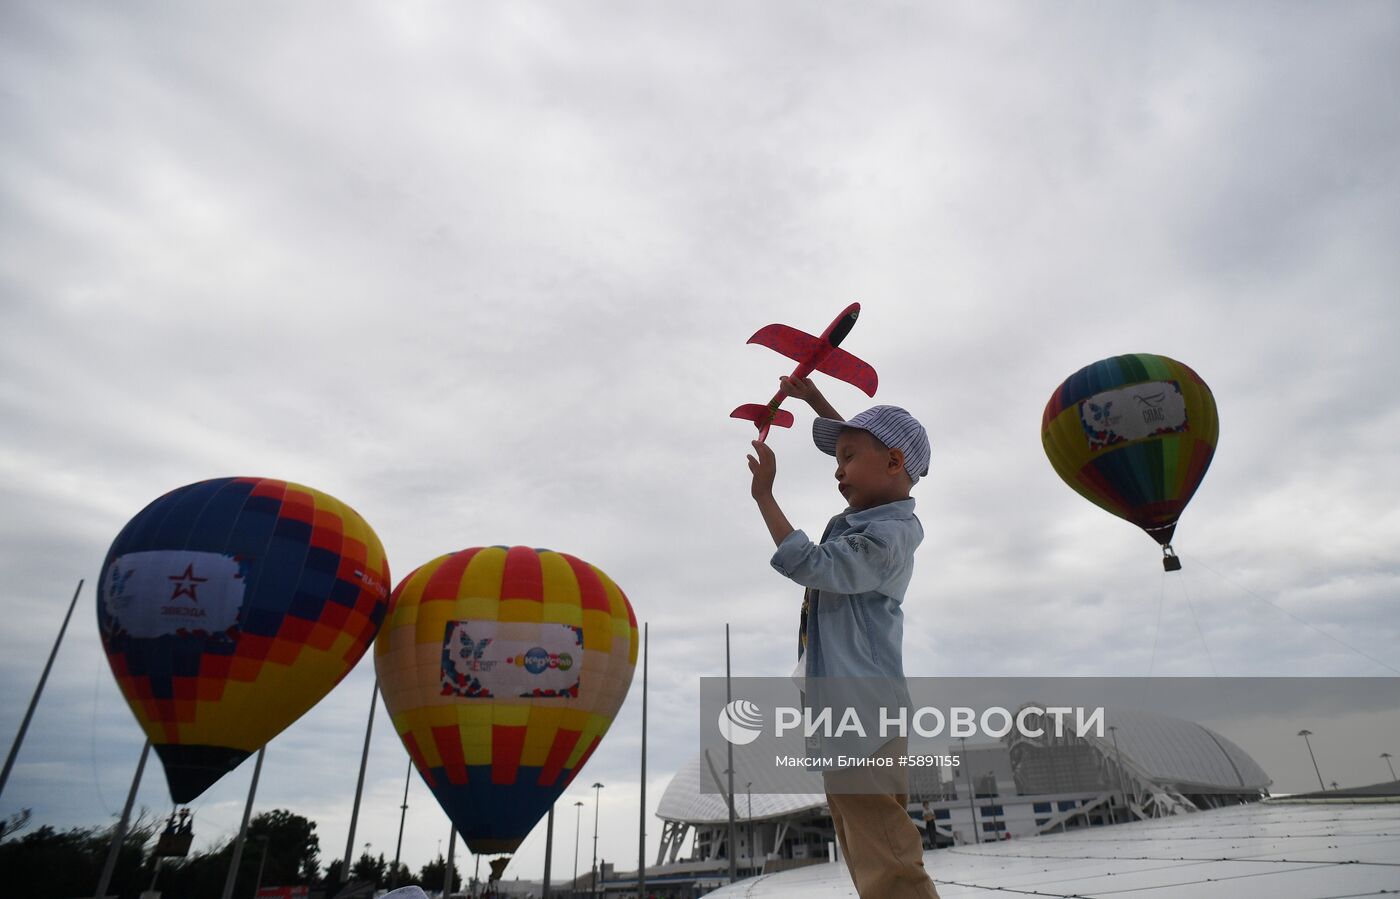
630,708,1280,897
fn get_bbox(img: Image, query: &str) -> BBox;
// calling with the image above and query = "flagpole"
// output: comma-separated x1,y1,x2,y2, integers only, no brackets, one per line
221,745,266,899
725,623,737,884
638,621,648,897
343,676,379,875
94,738,149,899
1,579,83,800
391,757,413,887
444,825,457,897
542,804,554,898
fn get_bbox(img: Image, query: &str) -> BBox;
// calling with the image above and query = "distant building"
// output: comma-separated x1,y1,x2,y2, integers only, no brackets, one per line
598,708,1271,897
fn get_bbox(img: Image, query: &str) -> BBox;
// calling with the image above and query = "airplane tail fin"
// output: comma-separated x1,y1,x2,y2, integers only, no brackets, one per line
730,404,795,430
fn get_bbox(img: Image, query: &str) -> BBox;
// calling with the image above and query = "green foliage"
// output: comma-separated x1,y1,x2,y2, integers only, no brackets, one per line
419,853,462,893
249,808,321,884
158,808,321,898
385,859,419,888
0,813,156,899
350,850,388,884
0,808,32,841
0,807,325,899
322,856,345,891
154,843,236,899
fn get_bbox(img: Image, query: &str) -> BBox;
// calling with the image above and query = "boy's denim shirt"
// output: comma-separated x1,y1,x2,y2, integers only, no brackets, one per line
771,497,921,678
770,498,921,763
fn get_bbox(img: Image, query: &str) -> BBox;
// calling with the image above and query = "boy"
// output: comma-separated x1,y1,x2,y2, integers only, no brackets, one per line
746,376,940,899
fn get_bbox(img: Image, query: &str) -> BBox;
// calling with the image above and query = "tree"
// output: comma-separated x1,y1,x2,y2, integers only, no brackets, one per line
0,808,31,841
156,844,236,899
0,814,157,898
321,857,346,894
0,808,323,899
385,859,418,888
350,850,388,885
419,854,461,894
156,808,323,899
247,808,321,885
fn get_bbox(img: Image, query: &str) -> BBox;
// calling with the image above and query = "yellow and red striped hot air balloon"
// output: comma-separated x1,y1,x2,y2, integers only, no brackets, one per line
374,546,638,855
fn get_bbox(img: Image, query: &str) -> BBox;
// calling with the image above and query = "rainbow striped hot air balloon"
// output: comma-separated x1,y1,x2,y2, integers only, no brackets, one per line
1042,353,1219,569
375,546,638,856
97,477,391,802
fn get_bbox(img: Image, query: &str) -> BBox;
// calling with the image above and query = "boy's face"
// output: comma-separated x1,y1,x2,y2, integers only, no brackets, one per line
833,428,910,510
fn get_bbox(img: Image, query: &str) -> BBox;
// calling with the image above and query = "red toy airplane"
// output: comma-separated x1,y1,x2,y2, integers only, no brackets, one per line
731,302,879,442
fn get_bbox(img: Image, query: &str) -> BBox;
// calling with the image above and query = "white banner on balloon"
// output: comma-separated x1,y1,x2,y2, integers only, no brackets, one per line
440,620,582,699
104,550,246,637
1079,380,1188,451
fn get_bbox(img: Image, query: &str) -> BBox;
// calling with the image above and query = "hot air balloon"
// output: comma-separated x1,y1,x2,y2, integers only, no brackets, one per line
1042,353,1218,570
375,546,638,857
97,477,391,802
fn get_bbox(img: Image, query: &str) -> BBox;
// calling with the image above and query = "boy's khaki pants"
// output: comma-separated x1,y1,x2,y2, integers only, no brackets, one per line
823,738,941,899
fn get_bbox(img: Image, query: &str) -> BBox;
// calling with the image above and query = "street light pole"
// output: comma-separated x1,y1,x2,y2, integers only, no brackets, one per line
1109,725,1129,824
985,772,1001,836
253,836,270,899
0,580,83,802
391,758,412,888
1298,730,1325,791
543,804,554,899
591,782,604,899
342,677,379,881
961,736,976,844
746,781,755,873
1383,752,1396,782
724,624,737,885
573,800,583,894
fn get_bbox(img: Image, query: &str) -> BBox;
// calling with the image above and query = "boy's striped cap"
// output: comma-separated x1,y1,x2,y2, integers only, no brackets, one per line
812,405,931,484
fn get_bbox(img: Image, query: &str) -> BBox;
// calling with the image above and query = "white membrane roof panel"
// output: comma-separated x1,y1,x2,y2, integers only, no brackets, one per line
702,801,1400,898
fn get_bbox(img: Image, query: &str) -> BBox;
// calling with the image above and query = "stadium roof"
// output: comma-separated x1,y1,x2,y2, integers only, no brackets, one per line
658,707,1271,827
656,754,825,825
1087,709,1272,793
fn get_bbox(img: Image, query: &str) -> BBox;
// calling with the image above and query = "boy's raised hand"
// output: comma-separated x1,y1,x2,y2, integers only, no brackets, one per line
747,439,778,500
779,374,818,400
747,439,795,545
779,375,841,421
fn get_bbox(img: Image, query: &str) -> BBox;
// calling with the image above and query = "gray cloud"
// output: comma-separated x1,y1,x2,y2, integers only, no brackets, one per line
2,0,1397,882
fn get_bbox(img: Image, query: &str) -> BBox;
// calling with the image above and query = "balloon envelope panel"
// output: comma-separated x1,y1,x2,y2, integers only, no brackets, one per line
97,477,391,802
375,546,638,855
1042,353,1218,545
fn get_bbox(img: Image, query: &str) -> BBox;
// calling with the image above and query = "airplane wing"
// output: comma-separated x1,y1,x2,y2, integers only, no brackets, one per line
747,324,825,364
748,325,879,397
814,347,878,397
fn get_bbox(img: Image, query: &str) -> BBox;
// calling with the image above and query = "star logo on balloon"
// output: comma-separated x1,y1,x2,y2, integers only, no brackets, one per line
168,564,208,602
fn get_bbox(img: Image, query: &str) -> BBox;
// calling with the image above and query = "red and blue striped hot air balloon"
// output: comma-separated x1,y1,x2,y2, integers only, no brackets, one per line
375,546,638,856
97,477,391,802
1042,353,1219,569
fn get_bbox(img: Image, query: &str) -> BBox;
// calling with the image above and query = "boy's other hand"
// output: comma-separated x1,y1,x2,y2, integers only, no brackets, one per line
747,439,777,500
779,375,820,403
747,440,796,545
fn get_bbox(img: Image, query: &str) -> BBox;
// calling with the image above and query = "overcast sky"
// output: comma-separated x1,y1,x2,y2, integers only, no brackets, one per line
2,0,1398,885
